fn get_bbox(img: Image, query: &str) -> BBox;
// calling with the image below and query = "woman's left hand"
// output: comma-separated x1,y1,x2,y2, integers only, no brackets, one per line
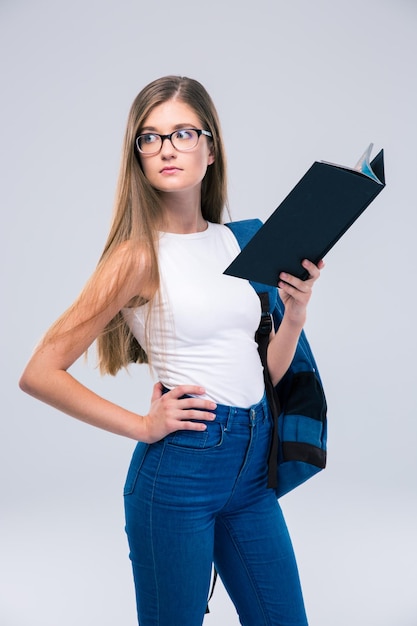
278,259,325,326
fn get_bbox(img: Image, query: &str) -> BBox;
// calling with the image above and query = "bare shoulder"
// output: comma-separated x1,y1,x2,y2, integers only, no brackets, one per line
104,239,149,273
96,239,156,305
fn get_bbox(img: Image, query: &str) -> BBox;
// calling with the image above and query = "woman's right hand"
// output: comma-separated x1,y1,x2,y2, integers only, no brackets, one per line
142,382,217,444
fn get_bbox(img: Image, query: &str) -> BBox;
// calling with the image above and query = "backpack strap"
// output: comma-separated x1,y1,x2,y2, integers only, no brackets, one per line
256,292,281,488
205,567,218,614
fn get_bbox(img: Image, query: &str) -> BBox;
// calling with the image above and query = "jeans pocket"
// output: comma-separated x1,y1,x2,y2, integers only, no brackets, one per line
167,422,224,451
123,442,149,496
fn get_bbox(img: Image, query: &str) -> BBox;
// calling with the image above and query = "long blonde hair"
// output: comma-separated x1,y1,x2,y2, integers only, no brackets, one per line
45,76,228,375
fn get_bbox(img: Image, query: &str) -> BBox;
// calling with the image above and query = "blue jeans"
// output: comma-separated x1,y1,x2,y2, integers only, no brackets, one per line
124,393,308,626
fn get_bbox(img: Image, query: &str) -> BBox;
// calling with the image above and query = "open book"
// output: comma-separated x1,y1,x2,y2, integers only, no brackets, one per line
224,144,385,286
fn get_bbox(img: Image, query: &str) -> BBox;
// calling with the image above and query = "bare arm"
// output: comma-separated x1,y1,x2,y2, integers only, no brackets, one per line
267,259,324,386
19,244,216,443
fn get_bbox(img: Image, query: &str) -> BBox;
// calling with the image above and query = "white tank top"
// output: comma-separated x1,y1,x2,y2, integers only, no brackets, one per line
123,222,265,407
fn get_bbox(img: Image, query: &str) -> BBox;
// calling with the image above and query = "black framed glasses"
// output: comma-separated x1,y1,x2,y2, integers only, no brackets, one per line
135,128,212,156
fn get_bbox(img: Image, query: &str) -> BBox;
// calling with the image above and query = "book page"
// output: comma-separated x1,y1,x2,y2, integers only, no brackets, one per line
321,143,383,184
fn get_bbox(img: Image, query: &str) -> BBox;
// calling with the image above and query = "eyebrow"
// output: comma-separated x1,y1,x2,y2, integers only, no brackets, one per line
139,123,199,133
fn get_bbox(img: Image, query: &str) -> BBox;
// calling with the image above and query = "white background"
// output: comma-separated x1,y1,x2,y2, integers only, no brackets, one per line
1,0,417,624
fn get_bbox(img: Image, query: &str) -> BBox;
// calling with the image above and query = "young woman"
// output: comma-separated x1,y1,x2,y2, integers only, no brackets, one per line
20,75,323,626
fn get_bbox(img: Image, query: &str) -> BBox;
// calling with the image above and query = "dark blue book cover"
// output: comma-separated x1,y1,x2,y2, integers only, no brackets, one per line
224,145,385,286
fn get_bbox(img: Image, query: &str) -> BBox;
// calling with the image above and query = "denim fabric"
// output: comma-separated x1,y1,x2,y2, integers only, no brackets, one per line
124,394,308,626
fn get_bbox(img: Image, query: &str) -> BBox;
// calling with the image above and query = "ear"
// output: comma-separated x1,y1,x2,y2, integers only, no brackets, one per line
207,145,215,166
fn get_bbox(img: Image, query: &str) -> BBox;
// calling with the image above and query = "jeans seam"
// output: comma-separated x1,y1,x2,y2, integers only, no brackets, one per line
149,443,167,624
217,516,272,626
223,418,257,509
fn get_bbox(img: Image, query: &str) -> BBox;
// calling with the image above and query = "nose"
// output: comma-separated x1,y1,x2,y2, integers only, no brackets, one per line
160,135,176,157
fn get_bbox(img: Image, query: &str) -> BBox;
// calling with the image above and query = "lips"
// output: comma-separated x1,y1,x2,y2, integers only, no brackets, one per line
160,166,182,174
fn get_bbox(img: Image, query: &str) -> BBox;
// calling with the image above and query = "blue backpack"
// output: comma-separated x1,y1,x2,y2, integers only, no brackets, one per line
226,220,327,498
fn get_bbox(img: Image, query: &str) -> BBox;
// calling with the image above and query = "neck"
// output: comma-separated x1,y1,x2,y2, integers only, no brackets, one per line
158,190,207,234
